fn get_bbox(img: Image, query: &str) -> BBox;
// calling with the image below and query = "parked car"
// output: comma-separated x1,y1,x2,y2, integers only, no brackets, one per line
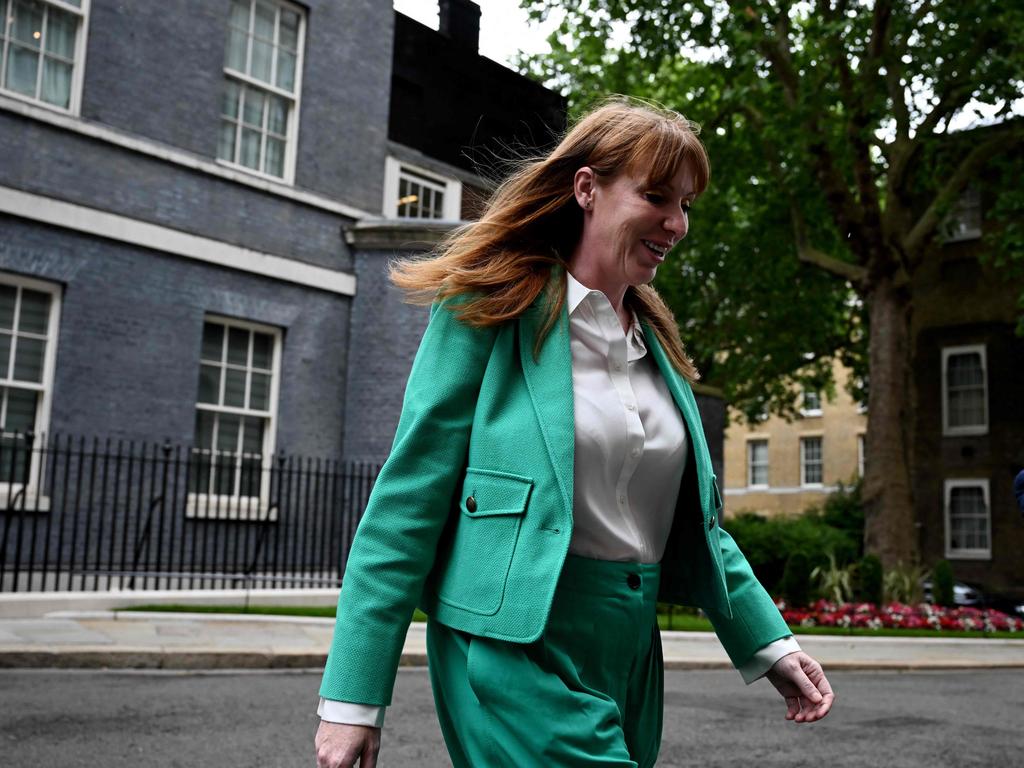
920,579,984,606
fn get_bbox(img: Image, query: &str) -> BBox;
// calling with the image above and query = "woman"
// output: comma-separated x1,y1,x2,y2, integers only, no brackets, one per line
315,98,834,768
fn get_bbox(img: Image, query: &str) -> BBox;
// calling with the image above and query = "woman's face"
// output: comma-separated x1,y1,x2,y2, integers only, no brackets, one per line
572,158,696,289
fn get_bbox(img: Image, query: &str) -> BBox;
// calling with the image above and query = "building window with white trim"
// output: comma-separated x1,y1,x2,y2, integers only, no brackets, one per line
383,157,462,220
0,0,88,112
942,345,987,436
0,274,60,489
941,185,982,243
189,318,280,517
800,436,823,486
944,479,990,559
747,439,768,488
799,388,822,417
217,0,305,181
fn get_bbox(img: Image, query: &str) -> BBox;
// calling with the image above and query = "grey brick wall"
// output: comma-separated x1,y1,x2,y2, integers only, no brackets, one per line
81,0,391,212
0,111,353,272
0,215,349,459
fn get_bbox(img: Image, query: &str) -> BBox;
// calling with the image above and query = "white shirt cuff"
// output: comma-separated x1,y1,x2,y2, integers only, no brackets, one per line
737,636,802,685
317,697,387,728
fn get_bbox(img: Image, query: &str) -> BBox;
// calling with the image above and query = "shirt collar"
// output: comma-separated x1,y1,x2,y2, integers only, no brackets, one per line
565,270,648,358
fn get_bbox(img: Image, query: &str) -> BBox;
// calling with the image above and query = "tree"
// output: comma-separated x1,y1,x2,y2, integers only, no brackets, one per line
521,0,1024,567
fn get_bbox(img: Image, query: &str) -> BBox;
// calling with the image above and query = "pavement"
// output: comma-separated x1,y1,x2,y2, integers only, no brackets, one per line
2,608,1024,671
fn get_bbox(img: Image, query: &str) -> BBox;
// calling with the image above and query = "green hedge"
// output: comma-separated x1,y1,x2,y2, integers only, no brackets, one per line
723,483,862,596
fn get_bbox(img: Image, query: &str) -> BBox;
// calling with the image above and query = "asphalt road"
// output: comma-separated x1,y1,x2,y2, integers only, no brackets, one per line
1,668,1021,767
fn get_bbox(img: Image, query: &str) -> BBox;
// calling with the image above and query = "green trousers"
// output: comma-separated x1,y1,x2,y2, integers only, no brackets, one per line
427,555,664,767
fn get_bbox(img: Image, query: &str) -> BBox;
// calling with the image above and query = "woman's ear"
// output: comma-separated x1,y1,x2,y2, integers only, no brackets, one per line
574,167,595,211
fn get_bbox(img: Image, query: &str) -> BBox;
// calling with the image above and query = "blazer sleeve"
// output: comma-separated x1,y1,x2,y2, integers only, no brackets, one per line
319,297,499,706
702,526,793,669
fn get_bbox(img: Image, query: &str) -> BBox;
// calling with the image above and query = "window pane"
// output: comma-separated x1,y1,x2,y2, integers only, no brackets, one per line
276,49,295,91
201,323,224,361
249,371,269,410
253,1,275,40
251,333,271,369
11,0,43,49
223,368,246,408
214,451,236,495
433,188,444,218
40,56,70,107
267,94,287,134
227,327,249,365
221,80,240,119
240,128,261,169
194,410,215,450
239,455,261,497
4,386,37,432
6,45,40,96
250,38,273,83
18,289,49,334
228,0,249,30
242,416,264,454
0,285,17,329
198,363,221,404
0,335,11,378
13,336,44,382
264,136,284,177
44,6,75,58
217,120,237,163
279,8,299,49
241,88,265,127
216,413,241,452
948,354,982,387
225,26,247,72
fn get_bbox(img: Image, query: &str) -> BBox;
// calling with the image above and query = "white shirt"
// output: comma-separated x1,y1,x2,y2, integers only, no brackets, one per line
320,272,799,726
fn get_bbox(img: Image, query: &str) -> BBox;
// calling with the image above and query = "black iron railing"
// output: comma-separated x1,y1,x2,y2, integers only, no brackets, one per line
0,433,381,592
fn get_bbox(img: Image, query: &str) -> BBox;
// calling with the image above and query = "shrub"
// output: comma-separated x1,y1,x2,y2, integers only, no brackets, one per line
932,559,955,607
883,561,928,604
725,508,859,595
857,554,883,605
781,552,813,608
811,551,856,604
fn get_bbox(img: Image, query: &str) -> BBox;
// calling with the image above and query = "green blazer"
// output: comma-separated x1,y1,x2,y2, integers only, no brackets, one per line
320,283,790,706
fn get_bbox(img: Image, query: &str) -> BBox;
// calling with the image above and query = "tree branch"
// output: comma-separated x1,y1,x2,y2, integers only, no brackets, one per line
790,204,869,283
902,126,1023,257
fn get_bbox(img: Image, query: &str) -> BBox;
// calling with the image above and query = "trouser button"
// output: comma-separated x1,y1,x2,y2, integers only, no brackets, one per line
627,573,641,590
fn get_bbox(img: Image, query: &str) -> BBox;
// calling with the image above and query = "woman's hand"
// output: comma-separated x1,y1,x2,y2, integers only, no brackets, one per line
315,721,381,768
765,651,835,723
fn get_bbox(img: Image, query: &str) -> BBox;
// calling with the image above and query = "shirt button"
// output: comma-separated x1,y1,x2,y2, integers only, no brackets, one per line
619,495,626,504
627,404,636,411
632,447,641,457
613,363,623,371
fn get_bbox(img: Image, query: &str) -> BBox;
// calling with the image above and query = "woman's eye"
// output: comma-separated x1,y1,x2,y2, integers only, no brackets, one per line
681,203,692,213
644,192,664,204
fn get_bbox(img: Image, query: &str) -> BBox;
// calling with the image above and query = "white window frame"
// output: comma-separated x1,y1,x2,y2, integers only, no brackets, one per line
186,314,281,521
800,434,824,488
857,433,865,478
216,0,306,185
0,271,61,510
383,156,462,220
944,478,991,560
746,438,769,489
941,185,982,243
941,344,988,437
799,388,822,417
0,0,89,115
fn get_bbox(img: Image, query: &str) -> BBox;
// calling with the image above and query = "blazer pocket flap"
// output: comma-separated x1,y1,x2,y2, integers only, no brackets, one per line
460,467,533,518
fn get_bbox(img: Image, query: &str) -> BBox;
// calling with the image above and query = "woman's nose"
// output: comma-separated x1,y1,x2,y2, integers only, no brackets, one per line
665,209,687,241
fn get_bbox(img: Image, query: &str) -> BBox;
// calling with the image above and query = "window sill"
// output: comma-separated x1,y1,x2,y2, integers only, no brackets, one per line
942,426,989,437
945,549,991,561
185,495,277,522
0,488,51,512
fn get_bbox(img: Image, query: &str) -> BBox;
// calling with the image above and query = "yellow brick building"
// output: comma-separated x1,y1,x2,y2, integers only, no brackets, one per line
723,360,866,516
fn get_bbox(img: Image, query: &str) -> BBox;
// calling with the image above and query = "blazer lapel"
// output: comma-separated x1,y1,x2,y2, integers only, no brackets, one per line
640,319,713,517
518,296,575,527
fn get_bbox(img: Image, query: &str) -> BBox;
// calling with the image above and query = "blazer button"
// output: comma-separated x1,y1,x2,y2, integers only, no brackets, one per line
627,573,641,590
466,495,477,513
708,515,717,530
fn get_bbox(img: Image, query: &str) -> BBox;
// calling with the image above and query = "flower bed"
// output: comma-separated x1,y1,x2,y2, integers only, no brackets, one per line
777,598,1024,633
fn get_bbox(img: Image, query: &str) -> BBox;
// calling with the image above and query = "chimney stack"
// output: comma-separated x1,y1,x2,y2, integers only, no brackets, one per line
438,0,481,52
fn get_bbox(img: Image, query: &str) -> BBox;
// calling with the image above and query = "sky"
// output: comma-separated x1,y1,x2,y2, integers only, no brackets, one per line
392,0,562,69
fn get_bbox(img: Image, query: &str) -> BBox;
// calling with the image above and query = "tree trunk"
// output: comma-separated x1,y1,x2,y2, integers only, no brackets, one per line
862,276,918,569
